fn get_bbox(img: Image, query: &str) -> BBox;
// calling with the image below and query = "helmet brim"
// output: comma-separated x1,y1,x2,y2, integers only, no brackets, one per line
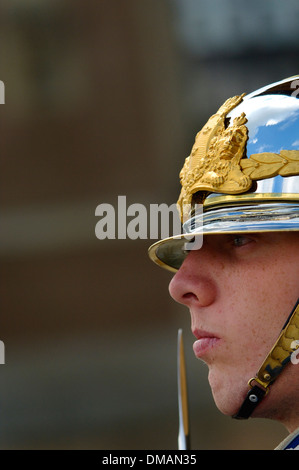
148,202,299,272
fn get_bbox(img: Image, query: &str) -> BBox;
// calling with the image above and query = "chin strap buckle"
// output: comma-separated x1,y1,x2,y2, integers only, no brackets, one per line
233,379,268,420
233,298,299,420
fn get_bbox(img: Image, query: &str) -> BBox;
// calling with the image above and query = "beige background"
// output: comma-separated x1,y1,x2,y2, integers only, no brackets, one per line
1,0,298,449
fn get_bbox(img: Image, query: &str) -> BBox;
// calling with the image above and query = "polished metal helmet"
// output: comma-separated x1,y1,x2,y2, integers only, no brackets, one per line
148,76,299,420
148,75,299,272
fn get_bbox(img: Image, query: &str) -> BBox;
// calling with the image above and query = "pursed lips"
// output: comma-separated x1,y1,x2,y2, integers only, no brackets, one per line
192,328,220,359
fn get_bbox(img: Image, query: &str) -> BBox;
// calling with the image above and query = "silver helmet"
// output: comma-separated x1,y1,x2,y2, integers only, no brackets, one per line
148,75,299,272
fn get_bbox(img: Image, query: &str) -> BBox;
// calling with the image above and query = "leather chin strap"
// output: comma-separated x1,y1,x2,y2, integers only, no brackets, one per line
233,298,299,420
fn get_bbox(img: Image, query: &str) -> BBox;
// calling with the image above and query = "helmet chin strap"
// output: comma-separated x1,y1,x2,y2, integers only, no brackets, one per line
233,298,299,420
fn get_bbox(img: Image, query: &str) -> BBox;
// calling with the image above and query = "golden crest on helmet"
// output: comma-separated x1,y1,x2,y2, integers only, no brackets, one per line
177,94,252,221
177,93,299,222
240,150,299,179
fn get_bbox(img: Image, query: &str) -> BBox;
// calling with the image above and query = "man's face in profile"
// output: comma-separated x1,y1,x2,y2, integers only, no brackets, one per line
169,231,299,420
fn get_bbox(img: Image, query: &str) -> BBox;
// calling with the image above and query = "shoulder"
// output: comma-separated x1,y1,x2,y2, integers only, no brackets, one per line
276,427,299,450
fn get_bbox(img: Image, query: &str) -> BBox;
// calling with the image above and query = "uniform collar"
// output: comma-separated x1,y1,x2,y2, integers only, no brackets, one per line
275,426,299,450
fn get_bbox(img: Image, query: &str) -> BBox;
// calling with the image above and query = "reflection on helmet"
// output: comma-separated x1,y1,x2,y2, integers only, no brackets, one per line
148,75,299,272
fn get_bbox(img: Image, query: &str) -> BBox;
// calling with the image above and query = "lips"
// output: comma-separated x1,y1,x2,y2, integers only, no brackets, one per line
192,329,220,358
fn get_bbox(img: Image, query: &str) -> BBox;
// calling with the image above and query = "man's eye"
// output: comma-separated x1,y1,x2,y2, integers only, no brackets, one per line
232,236,252,247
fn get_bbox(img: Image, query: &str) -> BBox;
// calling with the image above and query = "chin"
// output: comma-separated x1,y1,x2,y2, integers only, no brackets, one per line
208,370,250,417
212,394,240,416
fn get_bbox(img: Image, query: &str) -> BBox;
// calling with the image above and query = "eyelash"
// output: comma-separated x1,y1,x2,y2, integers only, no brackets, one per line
232,235,252,247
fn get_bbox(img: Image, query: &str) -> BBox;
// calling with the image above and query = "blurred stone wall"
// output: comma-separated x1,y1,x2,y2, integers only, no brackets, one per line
0,0,298,449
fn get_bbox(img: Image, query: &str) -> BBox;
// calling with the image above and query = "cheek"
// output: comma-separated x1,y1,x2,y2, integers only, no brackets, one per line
216,266,281,361
220,314,267,372
248,257,299,325
223,256,299,366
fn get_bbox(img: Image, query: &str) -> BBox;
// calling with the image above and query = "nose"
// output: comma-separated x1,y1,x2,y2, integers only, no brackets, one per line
168,249,217,308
